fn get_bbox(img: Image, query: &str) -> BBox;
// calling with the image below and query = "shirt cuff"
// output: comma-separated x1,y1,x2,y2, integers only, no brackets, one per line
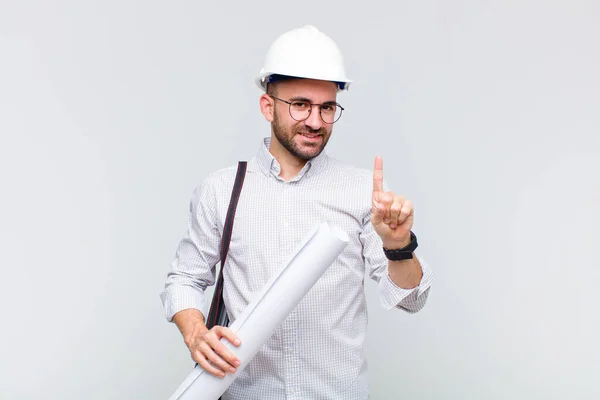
160,286,207,322
378,256,433,312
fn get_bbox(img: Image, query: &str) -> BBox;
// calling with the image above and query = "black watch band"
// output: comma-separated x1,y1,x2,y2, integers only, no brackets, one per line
383,231,418,261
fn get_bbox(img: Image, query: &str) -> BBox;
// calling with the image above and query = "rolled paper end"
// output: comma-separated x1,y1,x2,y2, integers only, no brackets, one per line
323,220,350,243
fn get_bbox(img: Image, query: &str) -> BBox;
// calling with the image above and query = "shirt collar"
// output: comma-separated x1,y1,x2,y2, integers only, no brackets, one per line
255,137,328,182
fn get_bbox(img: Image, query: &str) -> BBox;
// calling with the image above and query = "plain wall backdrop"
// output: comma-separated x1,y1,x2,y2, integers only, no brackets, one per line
1,1,598,399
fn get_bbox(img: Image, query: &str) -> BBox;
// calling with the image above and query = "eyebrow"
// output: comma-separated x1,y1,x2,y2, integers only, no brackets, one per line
289,96,338,104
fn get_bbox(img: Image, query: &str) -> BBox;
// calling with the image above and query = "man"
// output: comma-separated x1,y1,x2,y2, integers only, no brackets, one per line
160,25,433,399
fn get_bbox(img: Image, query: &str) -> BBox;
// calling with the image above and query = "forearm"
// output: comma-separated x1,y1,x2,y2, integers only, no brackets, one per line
387,255,423,289
173,308,208,342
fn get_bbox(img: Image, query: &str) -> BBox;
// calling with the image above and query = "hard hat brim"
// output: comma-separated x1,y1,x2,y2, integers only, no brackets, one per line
255,72,353,92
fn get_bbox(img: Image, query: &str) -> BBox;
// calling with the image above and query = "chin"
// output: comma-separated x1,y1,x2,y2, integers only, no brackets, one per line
296,146,324,160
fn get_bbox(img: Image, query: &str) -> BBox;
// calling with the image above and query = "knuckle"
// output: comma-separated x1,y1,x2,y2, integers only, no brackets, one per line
206,331,219,342
196,357,208,368
194,352,208,366
213,342,226,356
206,352,220,365
222,327,233,336
186,337,201,351
215,328,226,339
199,341,212,354
203,350,221,366
198,359,218,375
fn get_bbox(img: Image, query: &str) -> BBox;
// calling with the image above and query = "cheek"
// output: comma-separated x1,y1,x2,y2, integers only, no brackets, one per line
274,112,297,131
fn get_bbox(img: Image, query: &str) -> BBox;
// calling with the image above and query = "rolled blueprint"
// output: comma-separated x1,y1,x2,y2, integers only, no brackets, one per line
169,221,349,400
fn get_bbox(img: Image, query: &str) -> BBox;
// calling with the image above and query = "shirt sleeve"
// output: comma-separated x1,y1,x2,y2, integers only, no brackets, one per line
359,182,433,313
159,178,222,322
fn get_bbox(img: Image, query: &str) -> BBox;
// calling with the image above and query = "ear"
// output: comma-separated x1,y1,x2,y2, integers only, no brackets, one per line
259,94,275,122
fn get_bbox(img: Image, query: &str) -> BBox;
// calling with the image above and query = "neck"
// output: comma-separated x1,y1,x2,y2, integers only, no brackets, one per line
269,134,308,181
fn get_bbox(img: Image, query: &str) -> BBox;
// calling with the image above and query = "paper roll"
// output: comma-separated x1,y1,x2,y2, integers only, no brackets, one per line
169,221,349,400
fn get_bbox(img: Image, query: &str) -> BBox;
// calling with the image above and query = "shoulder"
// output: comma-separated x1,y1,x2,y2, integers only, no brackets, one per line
190,163,241,204
325,157,372,185
325,156,391,192
203,164,240,187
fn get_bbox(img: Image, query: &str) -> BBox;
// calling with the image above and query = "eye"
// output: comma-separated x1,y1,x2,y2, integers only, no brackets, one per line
292,101,309,109
321,104,335,112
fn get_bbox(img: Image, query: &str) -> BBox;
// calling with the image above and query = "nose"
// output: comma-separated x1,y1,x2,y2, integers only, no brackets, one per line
303,106,323,131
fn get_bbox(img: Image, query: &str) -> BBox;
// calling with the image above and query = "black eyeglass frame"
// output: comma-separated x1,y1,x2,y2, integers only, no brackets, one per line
269,95,345,124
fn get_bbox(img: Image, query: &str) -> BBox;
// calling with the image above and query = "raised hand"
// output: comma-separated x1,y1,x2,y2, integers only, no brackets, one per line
371,156,414,250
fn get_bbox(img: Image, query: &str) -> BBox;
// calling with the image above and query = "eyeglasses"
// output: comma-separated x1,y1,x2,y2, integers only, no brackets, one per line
269,95,345,124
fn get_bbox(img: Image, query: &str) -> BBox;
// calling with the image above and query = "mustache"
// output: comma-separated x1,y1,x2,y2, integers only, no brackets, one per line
296,127,327,135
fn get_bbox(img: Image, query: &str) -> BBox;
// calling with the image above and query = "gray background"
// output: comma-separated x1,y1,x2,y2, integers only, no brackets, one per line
1,1,598,399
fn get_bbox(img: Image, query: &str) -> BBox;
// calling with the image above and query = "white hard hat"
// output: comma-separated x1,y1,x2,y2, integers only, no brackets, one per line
255,25,353,91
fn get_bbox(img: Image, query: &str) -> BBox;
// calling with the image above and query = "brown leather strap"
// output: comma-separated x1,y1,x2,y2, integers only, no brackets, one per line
206,161,247,330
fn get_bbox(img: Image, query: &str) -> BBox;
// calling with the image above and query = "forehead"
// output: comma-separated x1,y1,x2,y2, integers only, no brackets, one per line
275,78,338,101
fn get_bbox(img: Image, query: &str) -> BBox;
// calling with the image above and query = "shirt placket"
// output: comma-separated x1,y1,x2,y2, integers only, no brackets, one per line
281,181,301,399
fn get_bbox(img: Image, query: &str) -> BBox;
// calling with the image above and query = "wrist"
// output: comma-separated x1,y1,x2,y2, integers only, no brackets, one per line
382,231,412,250
173,308,206,336
382,238,411,250
382,231,418,261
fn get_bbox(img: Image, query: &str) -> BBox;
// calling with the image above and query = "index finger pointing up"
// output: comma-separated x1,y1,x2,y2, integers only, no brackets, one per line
373,156,384,193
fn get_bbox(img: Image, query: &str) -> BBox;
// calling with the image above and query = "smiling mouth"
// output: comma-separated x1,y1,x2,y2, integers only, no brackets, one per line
298,132,321,139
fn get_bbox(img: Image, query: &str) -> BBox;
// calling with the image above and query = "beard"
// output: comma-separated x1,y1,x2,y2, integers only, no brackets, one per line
271,109,331,161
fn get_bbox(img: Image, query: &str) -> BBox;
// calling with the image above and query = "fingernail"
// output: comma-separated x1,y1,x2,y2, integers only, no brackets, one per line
234,339,241,346
219,373,225,379
234,360,241,367
384,218,390,224
230,367,236,373
390,224,396,229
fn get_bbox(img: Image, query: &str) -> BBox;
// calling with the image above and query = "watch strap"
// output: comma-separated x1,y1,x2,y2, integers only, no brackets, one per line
383,231,418,261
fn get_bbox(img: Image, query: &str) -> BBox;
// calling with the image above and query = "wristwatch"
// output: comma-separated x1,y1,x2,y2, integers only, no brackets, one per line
383,231,418,260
